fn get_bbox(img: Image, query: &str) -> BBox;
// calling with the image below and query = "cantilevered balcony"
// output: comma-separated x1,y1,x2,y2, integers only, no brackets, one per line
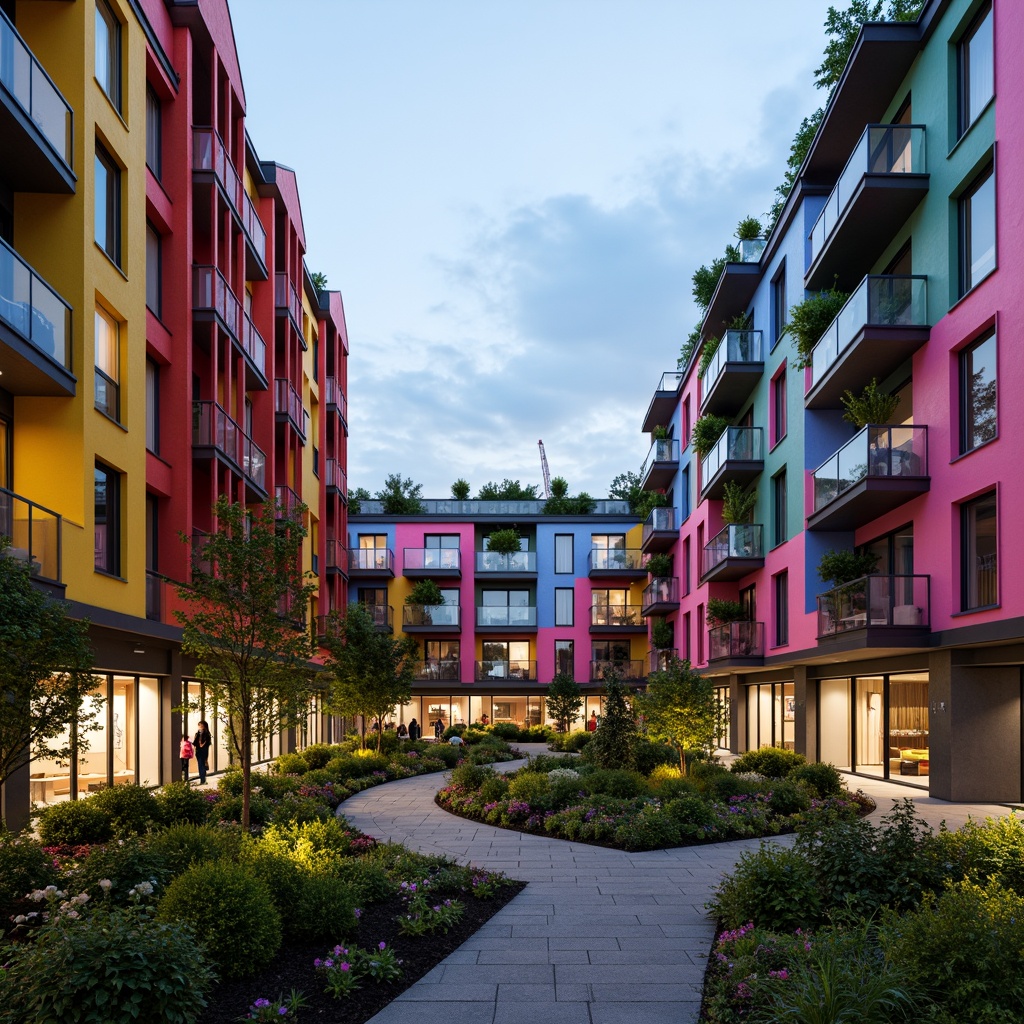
325,539,348,576
589,604,645,633
414,659,462,682
0,486,62,596
275,272,303,336
241,190,268,280
274,485,301,519
642,371,683,433
193,264,241,339
806,124,928,290
806,276,929,409
708,621,764,664
700,330,764,416
476,605,538,630
403,603,462,632
357,603,393,632
641,506,677,553
324,376,347,424
808,425,928,531
641,438,680,491
475,550,537,577
817,574,930,647
642,577,679,615
475,660,536,682
403,547,461,578
241,312,268,389
347,548,394,577
588,547,646,578
275,379,307,442
325,458,346,499
192,127,242,213
591,660,645,682
700,427,763,499
0,9,74,192
0,236,74,395
701,524,765,583
191,401,266,499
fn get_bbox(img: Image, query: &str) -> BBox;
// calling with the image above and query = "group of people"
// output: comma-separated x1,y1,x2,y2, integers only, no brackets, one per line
177,721,212,784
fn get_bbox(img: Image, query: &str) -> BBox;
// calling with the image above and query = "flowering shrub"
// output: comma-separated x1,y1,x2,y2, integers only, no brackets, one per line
395,880,465,935
315,941,403,999
239,989,307,1022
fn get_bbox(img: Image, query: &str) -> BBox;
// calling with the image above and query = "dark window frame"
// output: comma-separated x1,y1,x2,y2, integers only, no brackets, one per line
774,570,789,647
95,0,122,111
146,85,162,177
772,468,787,548
94,461,121,576
959,328,997,454
958,161,996,297
960,490,998,611
554,533,574,574
95,142,122,266
146,221,161,317
770,261,787,351
554,587,574,627
958,1,994,138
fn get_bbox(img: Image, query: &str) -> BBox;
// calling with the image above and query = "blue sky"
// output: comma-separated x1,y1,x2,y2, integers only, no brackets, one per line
232,0,837,499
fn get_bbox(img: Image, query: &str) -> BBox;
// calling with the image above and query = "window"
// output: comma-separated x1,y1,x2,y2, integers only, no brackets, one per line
145,357,159,453
959,163,995,296
480,590,531,626
554,640,573,677
356,534,389,570
682,396,691,448
94,462,120,575
771,367,787,446
94,306,119,420
958,2,994,137
95,0,121,110
774,571,789,646
146,86,162,177
771,262,786,350
682,611,691,663
592,640,630,678
426,641,460,681
146,222,161,316
772,469,787,547
591,533,626,571
424,533,460,569
961,491,997,610
95,144,121,265
697,604,705,663
591,588,631,627
555,587,574,626
554,534,574,574
960,329,996,453
481,641,530,679
682,537,691,596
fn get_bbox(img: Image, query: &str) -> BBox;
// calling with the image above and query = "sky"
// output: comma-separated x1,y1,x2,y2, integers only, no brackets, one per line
231,0,838,501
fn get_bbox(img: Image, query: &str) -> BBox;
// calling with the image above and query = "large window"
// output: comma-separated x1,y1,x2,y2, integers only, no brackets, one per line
146,86,162,177
959,330,996,453
95,306,120,420
146,222,161,316
554,640,573,677
771,367,787,446
95,143,121,266
959,163,995,296
591,533,625,571
958,1,994,137
591,588,632,626
479,590,531,626
555,587,574,627
554,534,574,574
961,490,997,610
771,261,786,350
774,571,789,647
424,533,459,569
94,462,120,575
772,468,787,547
95,0,121,111
145,357,159,453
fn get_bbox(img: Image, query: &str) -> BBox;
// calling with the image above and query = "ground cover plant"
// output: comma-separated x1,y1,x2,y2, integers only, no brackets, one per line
0,733,522,1024
702,800,1024,1023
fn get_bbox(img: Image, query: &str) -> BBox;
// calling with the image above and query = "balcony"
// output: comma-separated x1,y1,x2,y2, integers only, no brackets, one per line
817,574,931,647
192,128,242,214
275,272,303,336
588,547,646,578
275,379,307,442
700,427,763,500
701,524,765,583
475,550,537,577
0,236,74,395
700,330,764,417
589,604,645,633
241,312,268,389
402,604,462,632
708,621,765,664
274,485,301,519
0,487,62,595
403,547,461,578
414,659,462,682
347,548,394,577
806,276,929,409
325,458,347,499
738,238,766,263
324,376,347,424
641,506,677,553
475,605,538,630
642,371,683,433
241,190,268,280
649,649,676,675
591,660,646,682
640,438,680,491
192,401,267,498
808,425,929,531
312,614,342,643
806,124,928,290
0,9,74,192
357,603,393,632
325,539,348,576
193,264,241,340
642,577,679,616
475,660,536,682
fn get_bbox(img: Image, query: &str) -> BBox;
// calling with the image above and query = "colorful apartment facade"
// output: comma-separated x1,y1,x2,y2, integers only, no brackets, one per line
346,500,645,729
0,0,347,825
645,0,1020,802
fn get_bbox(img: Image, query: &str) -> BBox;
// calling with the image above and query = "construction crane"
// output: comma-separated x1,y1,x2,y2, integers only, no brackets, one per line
538,440,552,499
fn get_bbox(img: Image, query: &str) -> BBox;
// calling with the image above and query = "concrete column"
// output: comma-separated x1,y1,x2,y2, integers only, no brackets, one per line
794,666,813,761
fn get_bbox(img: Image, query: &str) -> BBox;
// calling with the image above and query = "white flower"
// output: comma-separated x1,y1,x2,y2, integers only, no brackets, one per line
98,879,113,892
13,915,26,924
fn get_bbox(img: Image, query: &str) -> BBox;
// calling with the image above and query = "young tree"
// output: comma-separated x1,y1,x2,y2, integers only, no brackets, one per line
450,478,471,500
0,552,99,805
323,603,418,752
376,474,424,514
176,497,316,828
476,479,540,500
636,658,721,774
584,674,639,770
546,673,583,734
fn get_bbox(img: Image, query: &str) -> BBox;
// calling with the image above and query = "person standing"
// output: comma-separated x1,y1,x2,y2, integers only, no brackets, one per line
408,718,420,741
192,720,211,785
179,734,194,782
434,718,444,740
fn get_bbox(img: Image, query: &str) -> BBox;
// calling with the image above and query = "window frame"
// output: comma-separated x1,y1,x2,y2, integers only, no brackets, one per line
94,305,120,421
95,0,122,111
95,143,122,266
770,261,787,351
772,468,787,548
554,639,574,678
146,221,161,317
771,365,787,447
960,490,997,611
554,587,574,627
146,85,162,178
958,161,996,298
554,533,574,574
94,461,121,576
145,357,159,454
957,1,994,139
958,328,997,454
774,570,789,647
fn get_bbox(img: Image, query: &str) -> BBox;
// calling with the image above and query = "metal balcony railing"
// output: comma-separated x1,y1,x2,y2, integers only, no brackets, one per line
0,486,61,582
192,401,265,489
241,190,266,262
192,127,243,212
241,311,266,377
193,265,241,339
325,458,347,496
324,376,347,420
0,236,71,369
274,379,306,439
817,574,931,637
325,539,348,573
708,621,764,660
275,272,302,329
474,660,536,681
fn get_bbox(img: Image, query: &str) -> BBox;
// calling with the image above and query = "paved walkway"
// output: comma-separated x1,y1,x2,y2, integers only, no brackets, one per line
341,747,1015,1024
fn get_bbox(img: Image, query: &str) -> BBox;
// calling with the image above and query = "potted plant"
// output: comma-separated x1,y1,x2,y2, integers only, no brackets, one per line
785,284,850,369
840,378,900,429
645,552,673,578
693,414,730,459
721,481,756,525
817,549,881,625
705,598,746,626
405,579,444,625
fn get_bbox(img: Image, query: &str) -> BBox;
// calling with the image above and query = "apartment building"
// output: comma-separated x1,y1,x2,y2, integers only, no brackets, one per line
346,499,644,729
644,0,1019,802
0,0,347,825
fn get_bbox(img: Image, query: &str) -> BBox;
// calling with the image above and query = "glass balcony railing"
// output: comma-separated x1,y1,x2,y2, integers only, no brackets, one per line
0,10,73,168
347,548,394,572
325,539,347,573
654,370,683,394
641,437,679,474
588,547,645,572
591,660,645,682
355,603,393,630
192,400,265,489
475,551,537,573
241,190,266,262
324,376,347,420
812,425,928,512
192,128,242,212
702,330,763,387
475,606,537,627
274,485,301,518
0,236,71,369
275,272,302,329
817,574,930,637
274,379,305,439
325,458,347,496
810,276,928,392
414,659,462,681
241,311,266,377
642,577,679,609
641,506,676,547
590,604,643,628
193,265,241,339
701,427,763,482
403,604,461,628
0,486,61,582
475,660,536,682
738,238,766,263
404,547,461,572
809,124,926,263
709,621,764,660
702,524,764,577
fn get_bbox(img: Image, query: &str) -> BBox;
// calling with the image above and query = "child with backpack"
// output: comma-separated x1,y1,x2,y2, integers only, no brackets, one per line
179,734,194,781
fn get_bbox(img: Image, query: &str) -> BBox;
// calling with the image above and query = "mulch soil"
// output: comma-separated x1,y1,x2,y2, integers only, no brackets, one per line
199,881,526,1023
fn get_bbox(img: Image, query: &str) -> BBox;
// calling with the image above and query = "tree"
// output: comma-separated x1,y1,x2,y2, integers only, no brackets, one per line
176,497,317,828
584,674,639,770
450,478,471,500
348,487,371,515
543,476,596,515
310,271,328,292
322,603,418,752
636,658,720,774
376,474,424,514
546,674,583,734
0,551,99,805
476,479,539,500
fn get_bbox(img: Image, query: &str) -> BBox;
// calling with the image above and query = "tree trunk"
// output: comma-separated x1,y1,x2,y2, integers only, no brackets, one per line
678,745,686,776
241,718,251,830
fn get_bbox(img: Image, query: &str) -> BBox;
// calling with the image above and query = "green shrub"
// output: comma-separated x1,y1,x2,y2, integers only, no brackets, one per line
767,779,812,816
301,744,335,770
215,767,244,796
688,760,729,785
507,771,551,804
0,827,56,930
155,780,211,826
88,784,163,838
208,792,273,826
550,730,592,753
664,795,720,832
294,873,358,942
730,746,806,779
633,738,680,776
157,860,281,980
706,771,762,802
274,752,309,775
332,859,395,904
146,824,238,880
266,791,333,825
615,807,682,851
448,762,494,791
789,761,845,799
431,743,464,767
489,722,520,740
37,799,113,846
579,768,646,799
249,769,302,801
479,775,511,803
325,755,365,780
69,838,168,904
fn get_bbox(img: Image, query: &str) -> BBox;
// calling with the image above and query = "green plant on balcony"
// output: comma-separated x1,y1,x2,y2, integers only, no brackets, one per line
486,528,521,556
650,618,674,650
705,598,747,626
736,216,763,241
406,579,444,606
785,284,850,369
692,414,730,458
697,335,721,379
817,549,880,588
645,552,673,578
635,490,668,523
652,424,669,441
721,481,757,524
841,378,901,429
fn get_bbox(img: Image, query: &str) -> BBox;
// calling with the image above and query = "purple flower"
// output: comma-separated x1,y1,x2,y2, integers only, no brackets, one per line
379,941,387,951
